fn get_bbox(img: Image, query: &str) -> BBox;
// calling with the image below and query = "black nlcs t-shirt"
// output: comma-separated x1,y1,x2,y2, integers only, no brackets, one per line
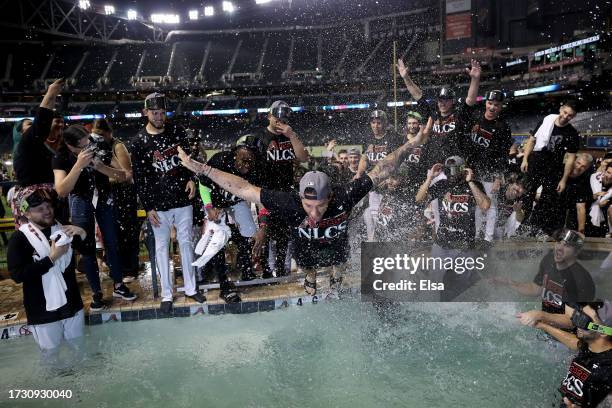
52,148,111,200
417,99,474,168
463,114,513,179
256,128,296,192
363,131,404,166
130,124,195,212
531,119,580,173
429,179,484,249
533,251,595,314
201,150,262,209
375,187,419,241
260,175,373,268
559,343,612,408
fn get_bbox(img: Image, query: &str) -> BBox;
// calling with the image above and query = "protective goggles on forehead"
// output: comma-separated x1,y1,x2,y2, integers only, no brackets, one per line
270,106,292,123
554,229,584,248
144,96,167,111
19,190,55,212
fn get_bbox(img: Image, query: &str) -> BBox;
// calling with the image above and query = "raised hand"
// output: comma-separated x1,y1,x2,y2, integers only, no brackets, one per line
397,58,409,78
466,59,481,79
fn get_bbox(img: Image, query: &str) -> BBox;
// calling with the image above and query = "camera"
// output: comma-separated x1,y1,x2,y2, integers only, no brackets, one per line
87,133,112,165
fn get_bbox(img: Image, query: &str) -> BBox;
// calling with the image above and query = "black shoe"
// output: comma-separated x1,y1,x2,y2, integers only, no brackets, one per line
187,291,206,304
220,289,241,303
90,292,106,312
113,284,137,301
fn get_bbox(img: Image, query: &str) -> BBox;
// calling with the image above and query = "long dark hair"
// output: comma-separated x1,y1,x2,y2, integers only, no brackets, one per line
62,124,89,148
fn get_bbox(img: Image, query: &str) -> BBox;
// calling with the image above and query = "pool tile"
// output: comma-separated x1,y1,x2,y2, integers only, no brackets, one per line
101,312,121,323
138,309,156,320
207,304,225,315
88,314,103,325
242,302,258,314
259,300,276,311
121,310,139,322
190,305,206,316
173,306,190,317
225,303,241,314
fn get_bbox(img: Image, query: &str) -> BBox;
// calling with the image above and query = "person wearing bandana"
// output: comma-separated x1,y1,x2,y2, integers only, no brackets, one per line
7,188,87,358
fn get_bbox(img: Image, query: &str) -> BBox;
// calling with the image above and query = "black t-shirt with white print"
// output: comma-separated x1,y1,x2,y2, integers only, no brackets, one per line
417,99,474,168
363,131,404,167
201,150,262,209
531,119,580,172
256,128,297,192
429,179,484,249
129,123,196,212
533,251,595,314
375,186,420,241
559,343,612,408
260,175,373,268
462,114,513,179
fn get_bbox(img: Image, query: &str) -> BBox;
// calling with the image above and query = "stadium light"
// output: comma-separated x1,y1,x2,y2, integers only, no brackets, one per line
255,0,273,4
222,1,235,13
127,9,138,20
78,0,91,10
104,5,115,15
189,9,199,20
204,6,214,16
151,13,180,24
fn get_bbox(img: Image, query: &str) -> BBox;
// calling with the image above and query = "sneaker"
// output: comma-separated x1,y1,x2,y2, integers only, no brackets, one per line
113,284,137,301
187,291,206,304
90,292,106,312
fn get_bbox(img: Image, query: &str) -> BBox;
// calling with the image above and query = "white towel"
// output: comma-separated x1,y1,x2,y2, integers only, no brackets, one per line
19,223,73,311
533,114,558,151
192,217,232,268
588,171,612,226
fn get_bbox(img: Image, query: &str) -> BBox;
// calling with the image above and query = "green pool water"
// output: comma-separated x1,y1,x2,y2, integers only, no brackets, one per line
0,299,573,408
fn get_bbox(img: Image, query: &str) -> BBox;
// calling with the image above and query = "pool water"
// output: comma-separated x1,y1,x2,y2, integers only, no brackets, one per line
1,299,573,408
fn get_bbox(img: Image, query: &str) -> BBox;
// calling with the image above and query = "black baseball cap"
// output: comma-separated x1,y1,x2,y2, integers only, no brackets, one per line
486,90,505,102
438,87,455,100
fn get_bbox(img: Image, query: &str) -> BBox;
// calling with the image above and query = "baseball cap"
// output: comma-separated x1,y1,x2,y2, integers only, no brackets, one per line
444,156,465,167
235,133,265,156
438,87,455,99
299,171,331,200
486,90,505,102
347,148,361,156
406,111,423,122
370,110,387,122
144,92,167,110
269,100,292,122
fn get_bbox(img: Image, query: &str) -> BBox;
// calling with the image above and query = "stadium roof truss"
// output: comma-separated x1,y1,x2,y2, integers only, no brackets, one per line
0,0,165,43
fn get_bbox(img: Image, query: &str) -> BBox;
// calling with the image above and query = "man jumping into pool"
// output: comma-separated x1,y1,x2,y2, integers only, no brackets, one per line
177,120,431,297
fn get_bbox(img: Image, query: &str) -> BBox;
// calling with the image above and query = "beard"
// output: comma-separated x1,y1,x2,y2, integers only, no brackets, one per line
149,120,165,130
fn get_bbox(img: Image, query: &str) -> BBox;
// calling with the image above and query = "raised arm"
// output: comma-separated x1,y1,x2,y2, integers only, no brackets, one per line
397,59,423,101
466,169,491,210
277,123,310,163
465,59,481,107
366,121,431,187
178,147,262,206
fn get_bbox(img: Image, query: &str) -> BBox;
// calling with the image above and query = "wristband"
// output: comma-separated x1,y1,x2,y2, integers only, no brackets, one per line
199,183,213,207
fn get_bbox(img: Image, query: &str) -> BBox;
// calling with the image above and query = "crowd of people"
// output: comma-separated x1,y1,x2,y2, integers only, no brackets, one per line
4,57,612,406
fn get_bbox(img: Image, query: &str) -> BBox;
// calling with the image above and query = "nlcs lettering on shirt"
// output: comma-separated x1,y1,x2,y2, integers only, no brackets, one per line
267,140,295,162
442,194,470,214
432,120,456,135
561,362,591,400
297,212,349,240
152,146,181,174
541,274,564,309
470,125,493,148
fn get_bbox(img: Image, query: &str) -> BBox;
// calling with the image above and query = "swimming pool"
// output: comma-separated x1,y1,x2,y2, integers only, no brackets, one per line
1,242,610,407
0,299,576,408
